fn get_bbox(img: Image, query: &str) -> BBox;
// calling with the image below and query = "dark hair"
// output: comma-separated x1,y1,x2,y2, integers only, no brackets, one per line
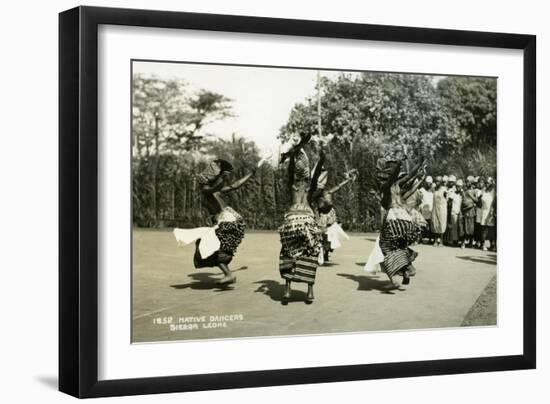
214,159,234,173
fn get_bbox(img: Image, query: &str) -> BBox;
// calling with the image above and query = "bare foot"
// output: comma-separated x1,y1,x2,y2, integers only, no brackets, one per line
305,285,314,304
216,275,236,285
384,281,400,291
282,282,291,304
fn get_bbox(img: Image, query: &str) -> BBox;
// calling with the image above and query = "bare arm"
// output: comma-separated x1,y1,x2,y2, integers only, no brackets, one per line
400,170,418,191
402,173,426,201
397,158,425,188
220,171,255,193
280,132,312,163
328,170,357,194
200,176,225,195
287,150,296,191
309,148,326,198
381,159,402,191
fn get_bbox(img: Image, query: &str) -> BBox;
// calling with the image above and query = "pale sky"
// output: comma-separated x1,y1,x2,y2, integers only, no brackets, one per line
133,60,350,154
133,61,446,155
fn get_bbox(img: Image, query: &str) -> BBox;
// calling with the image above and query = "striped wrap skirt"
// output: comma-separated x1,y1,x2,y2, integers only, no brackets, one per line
279,255,319,284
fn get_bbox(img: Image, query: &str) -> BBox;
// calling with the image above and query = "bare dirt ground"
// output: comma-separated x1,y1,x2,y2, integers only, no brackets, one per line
132,230,497,343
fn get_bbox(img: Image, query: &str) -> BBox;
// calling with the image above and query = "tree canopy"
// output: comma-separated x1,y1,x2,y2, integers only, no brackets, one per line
132,71,496,231
132,74,233,156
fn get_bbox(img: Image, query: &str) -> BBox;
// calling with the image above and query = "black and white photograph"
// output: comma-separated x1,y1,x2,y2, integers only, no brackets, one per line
131,60,498,343
1,0,545,402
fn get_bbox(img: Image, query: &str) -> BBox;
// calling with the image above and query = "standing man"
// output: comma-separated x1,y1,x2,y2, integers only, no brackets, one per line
460,176,479,248
445,176,463,247
431,176,448,247
474,177,486,248
419,176,434,244
479,177,496,251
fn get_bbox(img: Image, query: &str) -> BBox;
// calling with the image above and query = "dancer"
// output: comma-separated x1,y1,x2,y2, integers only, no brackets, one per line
375,145,427,290
311,158,357,263
278,134,324,304
173,157,265,285
404,177,428,242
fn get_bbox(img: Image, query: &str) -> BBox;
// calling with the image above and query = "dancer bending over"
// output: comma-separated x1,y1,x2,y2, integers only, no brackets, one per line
376,145,427,290
174,158,264,285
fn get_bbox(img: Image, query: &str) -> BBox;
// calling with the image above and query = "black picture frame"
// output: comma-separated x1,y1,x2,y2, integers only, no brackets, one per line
59,5,536,398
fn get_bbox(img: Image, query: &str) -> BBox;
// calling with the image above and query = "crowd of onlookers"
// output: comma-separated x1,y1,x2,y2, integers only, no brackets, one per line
406,175,497,251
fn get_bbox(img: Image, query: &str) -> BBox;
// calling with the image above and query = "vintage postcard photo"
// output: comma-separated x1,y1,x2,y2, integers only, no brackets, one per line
131,60,497,343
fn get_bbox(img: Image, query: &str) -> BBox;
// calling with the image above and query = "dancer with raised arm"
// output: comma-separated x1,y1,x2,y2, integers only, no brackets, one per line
375,144,427,290
173,157,265,285
310,158,357,263
278,133,323,304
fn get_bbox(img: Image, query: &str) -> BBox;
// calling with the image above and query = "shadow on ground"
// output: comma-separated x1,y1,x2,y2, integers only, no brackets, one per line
337,273,404,294
170,267,249,291
253,279,308,303
456,254,497,265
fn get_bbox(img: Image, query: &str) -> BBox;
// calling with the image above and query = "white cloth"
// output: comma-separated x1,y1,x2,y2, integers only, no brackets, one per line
386,206,413,221
173,207,240,259
479,190,495,225
419,188,434,220
216,208,238,223
173,226,220,259
326,223,349,249
317,208,337,229
364,236,384,273
447,188,463,215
